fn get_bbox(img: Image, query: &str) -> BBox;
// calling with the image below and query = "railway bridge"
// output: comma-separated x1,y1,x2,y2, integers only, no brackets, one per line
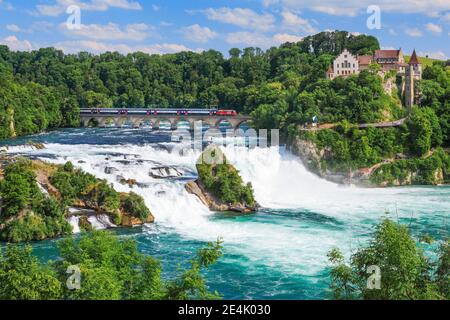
80,109,252,130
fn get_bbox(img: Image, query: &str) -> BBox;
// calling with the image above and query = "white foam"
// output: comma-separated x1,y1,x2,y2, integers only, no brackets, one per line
68,216,80,234
12,141,450,275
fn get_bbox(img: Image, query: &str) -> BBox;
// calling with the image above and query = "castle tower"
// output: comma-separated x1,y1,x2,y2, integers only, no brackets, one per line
405,50,421,109
408,49,422,80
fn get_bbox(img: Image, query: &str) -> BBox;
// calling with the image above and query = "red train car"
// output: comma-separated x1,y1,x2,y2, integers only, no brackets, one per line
215,110,238,116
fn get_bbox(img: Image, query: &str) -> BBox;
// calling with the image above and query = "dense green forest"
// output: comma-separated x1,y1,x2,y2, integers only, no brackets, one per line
0,31,380,139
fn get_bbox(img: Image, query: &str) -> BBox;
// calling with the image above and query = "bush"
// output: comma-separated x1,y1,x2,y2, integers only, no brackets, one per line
371,148,450,185
1,214,72,243
197,147,256,206
0,231,224,300
0,159,40,218
121,192,150,221
328,219,448,300
51,162,120,213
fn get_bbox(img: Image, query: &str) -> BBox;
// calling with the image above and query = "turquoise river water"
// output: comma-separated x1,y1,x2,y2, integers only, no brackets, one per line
1,128,449,299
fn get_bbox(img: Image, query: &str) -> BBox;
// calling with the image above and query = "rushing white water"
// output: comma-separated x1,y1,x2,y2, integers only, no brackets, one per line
87,214,117,230
68,216,81,234
7,140,450,276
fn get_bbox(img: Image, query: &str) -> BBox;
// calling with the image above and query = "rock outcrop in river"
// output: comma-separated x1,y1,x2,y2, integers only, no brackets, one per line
186,145,258,213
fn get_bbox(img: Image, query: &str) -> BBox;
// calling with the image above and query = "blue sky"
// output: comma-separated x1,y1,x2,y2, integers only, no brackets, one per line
0,0,449,59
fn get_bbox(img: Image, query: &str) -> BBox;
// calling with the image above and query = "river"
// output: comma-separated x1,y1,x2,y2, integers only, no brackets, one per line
1,127,449,300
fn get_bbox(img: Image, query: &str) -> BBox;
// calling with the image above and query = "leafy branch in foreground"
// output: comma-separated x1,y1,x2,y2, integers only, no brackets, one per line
0,231,223,300
328,219,449,300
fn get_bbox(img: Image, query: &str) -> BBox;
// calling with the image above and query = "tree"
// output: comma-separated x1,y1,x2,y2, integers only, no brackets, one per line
0,231,223,300
328,219,446,300
0,159,39,218
0,246,62,300
407,108,435,156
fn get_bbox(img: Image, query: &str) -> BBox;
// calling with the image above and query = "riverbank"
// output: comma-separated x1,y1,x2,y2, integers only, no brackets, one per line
288,124,450,187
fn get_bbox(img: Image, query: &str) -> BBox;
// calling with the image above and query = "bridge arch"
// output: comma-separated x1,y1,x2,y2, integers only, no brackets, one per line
215,119,233,130
153,118,174,130
98,117,116,127
173,118,195,130
139,118,154,128
83,118,99,127
235,120,252,130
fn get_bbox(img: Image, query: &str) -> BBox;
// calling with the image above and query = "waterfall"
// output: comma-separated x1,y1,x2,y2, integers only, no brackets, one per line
8,137,450,275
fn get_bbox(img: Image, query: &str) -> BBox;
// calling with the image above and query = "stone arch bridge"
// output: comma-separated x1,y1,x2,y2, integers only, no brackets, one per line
80,111,252,130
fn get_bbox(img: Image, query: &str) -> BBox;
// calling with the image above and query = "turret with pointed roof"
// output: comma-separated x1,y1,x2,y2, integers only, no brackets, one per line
409,49,420,65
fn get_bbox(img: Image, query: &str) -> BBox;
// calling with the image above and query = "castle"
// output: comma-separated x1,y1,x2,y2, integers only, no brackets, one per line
326,48,422,107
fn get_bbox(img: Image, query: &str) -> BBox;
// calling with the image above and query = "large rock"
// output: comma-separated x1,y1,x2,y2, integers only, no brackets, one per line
121,213,155,227
149,166,183,179
185,145,258,213
104,167,119,175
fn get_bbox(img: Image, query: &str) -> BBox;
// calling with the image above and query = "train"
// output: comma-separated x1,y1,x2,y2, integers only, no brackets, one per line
80,108,238,116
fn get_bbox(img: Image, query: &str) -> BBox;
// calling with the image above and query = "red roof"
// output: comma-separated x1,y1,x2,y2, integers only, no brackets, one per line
409,49,420,65
358,55,373,65
374,50,401,59
326,65,333,74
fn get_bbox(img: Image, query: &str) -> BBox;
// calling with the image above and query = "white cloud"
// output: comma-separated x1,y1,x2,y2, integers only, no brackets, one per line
60,22,151,41
281,10,317,34
31,21,55,33
388,28,398,36
0,36,33,51
405,28,423,37
226,31,303,48
425,22,443,33
418,50,448,60
442,12,450,23
151,4,160,12
262,0,279,7
54,40,203,55
181,24,217,44
6,24,21,32
272,33,303,43
201,7,275,32
263,0,450,16
0,0,14,11
226,32,273,47
4,22,55,34
36,0,142,17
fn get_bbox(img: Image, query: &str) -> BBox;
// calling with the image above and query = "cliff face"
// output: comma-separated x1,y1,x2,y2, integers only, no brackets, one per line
7,108,16,138
289,137,365,185
289,136,448,187
186,145,258,213
186,180,257,213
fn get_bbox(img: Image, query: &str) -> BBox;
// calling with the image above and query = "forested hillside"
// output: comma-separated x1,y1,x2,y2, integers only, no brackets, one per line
291,61,450,186
0,31,380,139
